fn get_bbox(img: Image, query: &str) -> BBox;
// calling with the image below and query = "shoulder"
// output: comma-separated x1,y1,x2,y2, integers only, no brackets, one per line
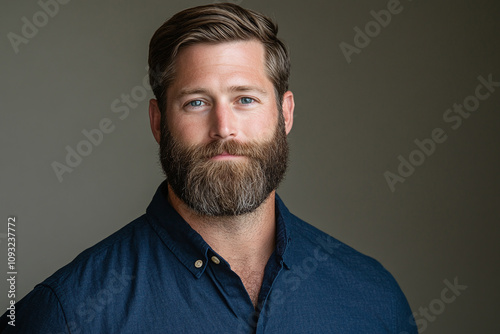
0,284,68,333
285,212,405,296
276,195,389,280
0,219,149,334
40,215,155,304
3,215,158,332
286,213,376,264
280,214,415,331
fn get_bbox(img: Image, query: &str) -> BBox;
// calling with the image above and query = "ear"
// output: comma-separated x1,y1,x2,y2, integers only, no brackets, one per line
281,91,294,135
149,99,162,144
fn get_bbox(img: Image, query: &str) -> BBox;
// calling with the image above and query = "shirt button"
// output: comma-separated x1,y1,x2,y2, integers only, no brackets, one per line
194,260,203,268
211,256,220,264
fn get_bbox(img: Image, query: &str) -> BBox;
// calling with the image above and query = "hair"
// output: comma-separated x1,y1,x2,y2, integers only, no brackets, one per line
148,3,290,115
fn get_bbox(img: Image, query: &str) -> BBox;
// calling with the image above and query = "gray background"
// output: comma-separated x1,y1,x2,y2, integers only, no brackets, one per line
1,0,499,332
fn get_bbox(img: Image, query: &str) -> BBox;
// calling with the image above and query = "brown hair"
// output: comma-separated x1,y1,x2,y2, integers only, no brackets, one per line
148,3,290,114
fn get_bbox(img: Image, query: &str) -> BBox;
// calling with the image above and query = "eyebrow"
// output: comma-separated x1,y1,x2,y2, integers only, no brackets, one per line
177,88,209,97
177,85,268,99
228,85,267,94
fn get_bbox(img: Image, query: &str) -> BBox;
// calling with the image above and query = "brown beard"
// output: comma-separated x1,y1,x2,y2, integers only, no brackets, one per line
159,114,289,216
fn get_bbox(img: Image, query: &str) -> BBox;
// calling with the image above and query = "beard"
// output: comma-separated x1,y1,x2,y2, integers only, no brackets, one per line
159,114,289,217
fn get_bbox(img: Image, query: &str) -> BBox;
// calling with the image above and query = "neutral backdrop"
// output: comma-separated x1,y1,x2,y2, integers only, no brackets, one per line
1,0,499,333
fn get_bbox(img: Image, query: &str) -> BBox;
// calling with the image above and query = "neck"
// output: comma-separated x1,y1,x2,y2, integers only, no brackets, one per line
167,185,277,267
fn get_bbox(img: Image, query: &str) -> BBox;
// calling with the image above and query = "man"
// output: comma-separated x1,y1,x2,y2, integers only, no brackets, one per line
1,3,417,333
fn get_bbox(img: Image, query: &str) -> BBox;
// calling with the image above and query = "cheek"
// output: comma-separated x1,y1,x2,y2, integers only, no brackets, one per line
169,117,208,145
246,113,278,139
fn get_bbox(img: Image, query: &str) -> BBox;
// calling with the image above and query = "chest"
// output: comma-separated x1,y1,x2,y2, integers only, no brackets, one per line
239,270,265,307
229,260,266,306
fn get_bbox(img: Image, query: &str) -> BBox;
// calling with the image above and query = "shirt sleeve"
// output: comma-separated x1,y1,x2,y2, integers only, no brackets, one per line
0,284,70,334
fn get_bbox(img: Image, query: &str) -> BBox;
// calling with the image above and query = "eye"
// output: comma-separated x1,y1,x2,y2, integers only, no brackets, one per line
239,97,255,104
188,100,204,107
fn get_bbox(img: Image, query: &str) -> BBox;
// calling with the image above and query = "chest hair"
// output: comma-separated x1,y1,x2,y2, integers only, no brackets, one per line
238,269,264,307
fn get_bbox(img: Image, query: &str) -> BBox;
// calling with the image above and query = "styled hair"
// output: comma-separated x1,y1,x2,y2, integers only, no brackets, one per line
148,3,290,115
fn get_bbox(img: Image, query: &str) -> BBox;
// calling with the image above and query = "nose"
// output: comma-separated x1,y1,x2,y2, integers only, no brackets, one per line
209,102,238,140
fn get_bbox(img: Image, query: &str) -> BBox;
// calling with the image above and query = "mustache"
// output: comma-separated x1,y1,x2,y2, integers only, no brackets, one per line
190,139,269,160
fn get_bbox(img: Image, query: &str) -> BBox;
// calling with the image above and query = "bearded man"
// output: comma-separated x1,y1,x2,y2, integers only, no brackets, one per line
0,3,417,333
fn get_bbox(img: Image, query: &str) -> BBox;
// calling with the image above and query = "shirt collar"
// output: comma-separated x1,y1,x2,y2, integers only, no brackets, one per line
274,192,292,268
146,181,292,277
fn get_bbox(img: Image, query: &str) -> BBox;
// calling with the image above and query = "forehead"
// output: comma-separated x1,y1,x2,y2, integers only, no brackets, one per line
169,40,269,90
177,39,266,66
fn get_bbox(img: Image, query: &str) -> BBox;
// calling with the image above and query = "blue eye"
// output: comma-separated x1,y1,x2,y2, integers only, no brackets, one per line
240,97,254,104
189,100,203,107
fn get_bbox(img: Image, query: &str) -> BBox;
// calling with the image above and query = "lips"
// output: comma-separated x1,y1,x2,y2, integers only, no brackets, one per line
211,152,243,160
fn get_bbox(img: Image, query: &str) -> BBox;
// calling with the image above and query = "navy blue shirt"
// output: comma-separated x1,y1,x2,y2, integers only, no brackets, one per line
1,182,417,333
